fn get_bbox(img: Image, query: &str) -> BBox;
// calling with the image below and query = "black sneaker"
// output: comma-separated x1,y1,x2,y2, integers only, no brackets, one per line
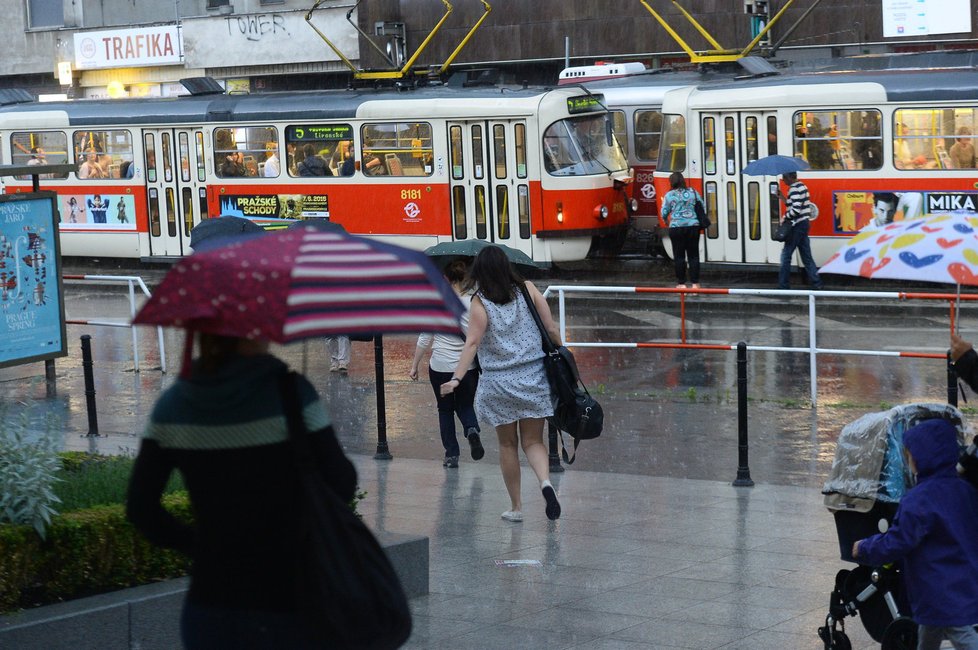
442,456,458,468
465,427,484,461
542,485,561,520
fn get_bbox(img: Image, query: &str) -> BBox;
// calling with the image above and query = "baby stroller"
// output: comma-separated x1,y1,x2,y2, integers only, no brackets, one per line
818,402,967,650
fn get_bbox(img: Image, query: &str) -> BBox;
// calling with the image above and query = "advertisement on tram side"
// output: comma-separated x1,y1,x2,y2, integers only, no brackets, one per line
58,194,137,229
832,190,978,232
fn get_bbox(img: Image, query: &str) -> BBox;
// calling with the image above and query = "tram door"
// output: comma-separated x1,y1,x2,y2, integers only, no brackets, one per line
699,111,782,264
447,120,534,259
143,128,209,257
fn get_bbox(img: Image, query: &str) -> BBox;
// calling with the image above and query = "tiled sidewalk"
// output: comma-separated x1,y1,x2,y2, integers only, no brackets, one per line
350,454,882,650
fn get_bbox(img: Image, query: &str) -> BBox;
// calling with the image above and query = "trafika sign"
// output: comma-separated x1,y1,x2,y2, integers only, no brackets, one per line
74,26,182,70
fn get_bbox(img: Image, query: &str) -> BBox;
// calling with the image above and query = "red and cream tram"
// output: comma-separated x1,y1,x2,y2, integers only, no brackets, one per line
651,67,978,266
0,79,631,265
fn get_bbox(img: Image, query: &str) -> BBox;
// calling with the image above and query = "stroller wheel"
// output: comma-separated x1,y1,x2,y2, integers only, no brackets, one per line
818,620,852,650
880,616,917,650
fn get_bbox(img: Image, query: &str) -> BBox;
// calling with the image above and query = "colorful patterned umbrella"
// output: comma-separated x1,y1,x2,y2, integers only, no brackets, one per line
133,226,465,341
819,212,978,286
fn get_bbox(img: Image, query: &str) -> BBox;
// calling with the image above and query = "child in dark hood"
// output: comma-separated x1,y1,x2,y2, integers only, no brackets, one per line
853,418,978,650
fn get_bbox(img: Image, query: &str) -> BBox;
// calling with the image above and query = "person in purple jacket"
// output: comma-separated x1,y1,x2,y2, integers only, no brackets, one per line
853,418,978,650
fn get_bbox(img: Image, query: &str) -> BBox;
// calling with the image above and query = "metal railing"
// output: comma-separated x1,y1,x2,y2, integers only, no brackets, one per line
63,274,166,373
541,285,976,406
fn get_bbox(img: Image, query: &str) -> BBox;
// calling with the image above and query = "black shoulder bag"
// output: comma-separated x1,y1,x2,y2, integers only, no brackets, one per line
694,197,711,229
519,287,603,464
279,371,412,649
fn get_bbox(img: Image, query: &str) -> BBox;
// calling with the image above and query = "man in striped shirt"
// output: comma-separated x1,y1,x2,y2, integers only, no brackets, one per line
778,171,824,290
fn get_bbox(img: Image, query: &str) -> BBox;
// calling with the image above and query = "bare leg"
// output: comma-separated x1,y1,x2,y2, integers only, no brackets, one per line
496,422,521,511
517,418,549,484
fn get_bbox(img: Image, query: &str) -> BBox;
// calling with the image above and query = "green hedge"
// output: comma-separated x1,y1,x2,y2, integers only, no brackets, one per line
0,493,192,612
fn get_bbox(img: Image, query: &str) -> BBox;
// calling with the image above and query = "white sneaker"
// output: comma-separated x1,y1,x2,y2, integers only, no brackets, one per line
501,510,523,522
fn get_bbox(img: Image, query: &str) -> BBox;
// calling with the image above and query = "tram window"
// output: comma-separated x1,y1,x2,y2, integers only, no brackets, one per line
360,122,433,177
726,181,738,240
704,182,717,239
195,132,206,182
182,187,194,237
10,131,69,180
72,130,133,180
144,133,157,183
518,184,530,239
165,188,176,238
793,110,880,171
634,110,661,162
745,117,759,165
148,188,161,237
746,181,761,241
543,114,627,176
161,133,173,183
768,182,780,239
472,125,485,179
474,186,487,239
724,117,736,173
496,185,510,238
766,116,778,156
450,126,464,180
493,124,507,179
893,107,978,170
198,187,209,221
178,133,191,183
656,114,686,173
285,123,352,177
608,110,627,158
702,117,716,175
213,126,276,178
452,186,466,239
514,123,527,178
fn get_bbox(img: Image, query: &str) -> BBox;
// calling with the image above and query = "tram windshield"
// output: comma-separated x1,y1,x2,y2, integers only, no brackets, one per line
543,115,627,176
656,114,686,173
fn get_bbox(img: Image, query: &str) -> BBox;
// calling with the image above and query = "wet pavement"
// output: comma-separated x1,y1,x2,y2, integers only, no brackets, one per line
1,256,971,649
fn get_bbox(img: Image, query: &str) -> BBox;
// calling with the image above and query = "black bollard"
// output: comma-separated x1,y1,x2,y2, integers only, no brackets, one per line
373,334,392,460
80,335,100,437
948,350,959,408
547,420,564,472
733,341,754,487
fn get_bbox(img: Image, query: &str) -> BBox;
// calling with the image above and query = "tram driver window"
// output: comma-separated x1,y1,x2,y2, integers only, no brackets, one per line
634,110,662,162
72,130,134,179
10,131,69,180
213,126,277,178
360,122,433,177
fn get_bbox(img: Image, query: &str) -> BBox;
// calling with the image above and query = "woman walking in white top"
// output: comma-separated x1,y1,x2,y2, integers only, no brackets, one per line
440,246,562,522
410,259,484,468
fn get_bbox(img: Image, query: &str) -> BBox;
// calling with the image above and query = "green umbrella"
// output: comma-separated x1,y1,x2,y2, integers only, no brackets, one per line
423,240,540,269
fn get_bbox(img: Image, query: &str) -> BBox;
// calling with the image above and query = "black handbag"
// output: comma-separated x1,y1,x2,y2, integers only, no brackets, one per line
774,219,793,242
279,372,412,649
519,287,603,464
694,198,711,229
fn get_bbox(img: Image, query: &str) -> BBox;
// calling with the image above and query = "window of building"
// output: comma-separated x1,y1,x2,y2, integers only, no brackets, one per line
213,126,277,178
72,130,134,180
207,0,231,8
27,0,63,28
893,107,977,170
10,131,69,180
360,122,434,177
634,110,662,162
793,110,881,171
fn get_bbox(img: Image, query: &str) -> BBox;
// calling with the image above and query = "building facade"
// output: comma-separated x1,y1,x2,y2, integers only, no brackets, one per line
3,0,976,97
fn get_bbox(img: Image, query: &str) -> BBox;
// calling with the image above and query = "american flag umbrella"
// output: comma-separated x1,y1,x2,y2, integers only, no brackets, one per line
133,226,466,341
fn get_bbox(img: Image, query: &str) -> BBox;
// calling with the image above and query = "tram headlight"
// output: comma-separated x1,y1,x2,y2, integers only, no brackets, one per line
594,204,609,220
556,201,564,224
628,198,639,214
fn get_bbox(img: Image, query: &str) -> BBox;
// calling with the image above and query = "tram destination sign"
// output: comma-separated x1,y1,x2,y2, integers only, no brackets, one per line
0,192,67,369
286,124,354,142
567,94,605,114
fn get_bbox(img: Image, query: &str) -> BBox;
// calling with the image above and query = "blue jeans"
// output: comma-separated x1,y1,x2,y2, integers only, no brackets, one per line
428,366,480,457
779,219,823,290
181,601,321,650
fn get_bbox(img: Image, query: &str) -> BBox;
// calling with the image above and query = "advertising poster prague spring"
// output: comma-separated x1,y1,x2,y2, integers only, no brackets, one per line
0,192,66,368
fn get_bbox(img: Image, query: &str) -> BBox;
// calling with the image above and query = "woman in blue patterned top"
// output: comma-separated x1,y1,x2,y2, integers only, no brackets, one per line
660,171,706,289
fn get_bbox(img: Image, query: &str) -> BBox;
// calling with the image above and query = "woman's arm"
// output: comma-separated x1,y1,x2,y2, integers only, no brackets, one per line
409,334,433,380
440,297,487,396
526,281,562,346
126,440,194,554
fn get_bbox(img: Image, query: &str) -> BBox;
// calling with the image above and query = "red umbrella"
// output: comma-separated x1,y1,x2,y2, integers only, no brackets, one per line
133,226,465,341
